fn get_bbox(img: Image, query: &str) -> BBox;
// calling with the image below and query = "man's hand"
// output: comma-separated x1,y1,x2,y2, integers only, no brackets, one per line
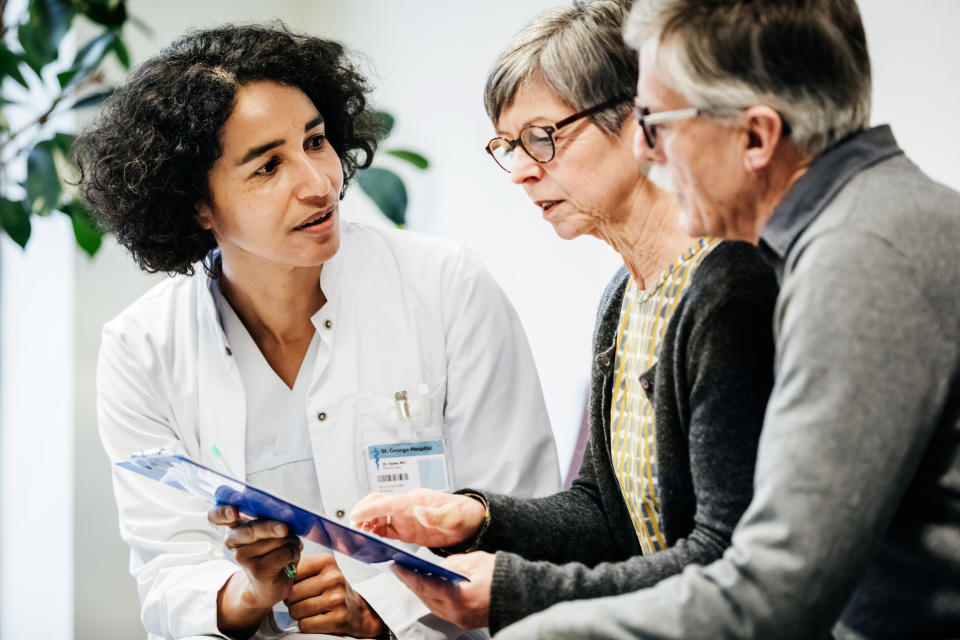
286,553,386,637
392,551,494,630
351,489,486,548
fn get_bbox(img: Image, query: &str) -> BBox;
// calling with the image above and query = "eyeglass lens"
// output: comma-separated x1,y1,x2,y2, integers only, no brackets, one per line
488,126,556,172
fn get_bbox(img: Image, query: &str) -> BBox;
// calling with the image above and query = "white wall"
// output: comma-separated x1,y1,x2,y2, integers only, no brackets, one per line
0,220,74,640
0,1,953,639
860,0,960,192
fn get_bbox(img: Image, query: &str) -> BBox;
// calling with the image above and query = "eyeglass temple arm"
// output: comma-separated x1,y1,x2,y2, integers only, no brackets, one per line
641,107,700,126
553,94,634,129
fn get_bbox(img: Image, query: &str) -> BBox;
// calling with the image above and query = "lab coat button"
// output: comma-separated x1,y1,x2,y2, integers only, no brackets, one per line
317,412,327,422
225,346,232,356
324,319,333,329
335,509,345,518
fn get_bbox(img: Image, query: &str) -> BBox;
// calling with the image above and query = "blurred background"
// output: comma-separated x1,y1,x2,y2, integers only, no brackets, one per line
1,0,958,638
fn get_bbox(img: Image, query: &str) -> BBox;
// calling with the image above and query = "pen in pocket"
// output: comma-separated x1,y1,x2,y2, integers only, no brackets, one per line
419,382,431,426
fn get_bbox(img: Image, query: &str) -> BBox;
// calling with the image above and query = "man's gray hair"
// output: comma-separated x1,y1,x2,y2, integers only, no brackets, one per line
624,0,872,157
484,0,636,136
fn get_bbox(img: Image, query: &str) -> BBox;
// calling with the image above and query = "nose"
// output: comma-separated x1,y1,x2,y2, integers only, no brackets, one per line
633,127,664,165
509,146,544,185
294,154,336,200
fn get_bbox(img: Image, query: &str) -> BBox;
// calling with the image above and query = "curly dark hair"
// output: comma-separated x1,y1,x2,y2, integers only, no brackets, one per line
74,23,380,275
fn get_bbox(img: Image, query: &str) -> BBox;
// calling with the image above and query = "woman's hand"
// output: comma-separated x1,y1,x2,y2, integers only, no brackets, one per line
285,553,386,637
209,505,301,637
392,551,495,630
350,489,486,548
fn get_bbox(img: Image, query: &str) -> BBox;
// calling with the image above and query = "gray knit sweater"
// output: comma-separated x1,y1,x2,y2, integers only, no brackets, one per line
463,241,778,633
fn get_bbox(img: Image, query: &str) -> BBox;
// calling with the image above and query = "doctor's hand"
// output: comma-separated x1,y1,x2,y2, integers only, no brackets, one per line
285,553,386,637
351,489,486,548
209,505,302,638
392,551,494,630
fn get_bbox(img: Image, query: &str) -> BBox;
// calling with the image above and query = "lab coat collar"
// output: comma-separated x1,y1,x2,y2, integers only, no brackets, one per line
196,256,248,480
318,217,348,300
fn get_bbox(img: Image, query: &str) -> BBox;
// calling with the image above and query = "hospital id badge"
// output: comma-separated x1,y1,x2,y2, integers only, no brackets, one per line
364,435,452,493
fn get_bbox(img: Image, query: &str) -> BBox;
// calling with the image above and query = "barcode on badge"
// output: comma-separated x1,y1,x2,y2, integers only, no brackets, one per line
378,472,410,483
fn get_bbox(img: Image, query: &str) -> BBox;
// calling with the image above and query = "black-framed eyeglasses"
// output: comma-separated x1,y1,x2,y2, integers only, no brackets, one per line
485,94,632,173
634,104,793,148
633,104,701,149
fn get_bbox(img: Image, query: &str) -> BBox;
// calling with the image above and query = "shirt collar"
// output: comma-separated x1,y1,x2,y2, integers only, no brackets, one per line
759,125,903,263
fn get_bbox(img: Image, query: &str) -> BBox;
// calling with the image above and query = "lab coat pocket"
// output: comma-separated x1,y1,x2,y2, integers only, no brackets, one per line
354,378,452,495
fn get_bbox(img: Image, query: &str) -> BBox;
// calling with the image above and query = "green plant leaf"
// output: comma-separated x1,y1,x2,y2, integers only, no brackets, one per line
25,141,62,216
0,46,29,89
110,36,131,69
69,88,114,110
50,132,77,164
52,132,77,157
17,22,52,74
386,149,429,170
19,0,75,73
59,30,118,89
76,0,128,28
357,167,407,227
373,110,395,141
62,200,103,256
33,0,74,43
0,198,32,248
57,68,78,87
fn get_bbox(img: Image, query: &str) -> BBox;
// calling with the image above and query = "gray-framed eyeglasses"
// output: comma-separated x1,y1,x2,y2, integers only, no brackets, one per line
633,105,701,149
486,95,632,173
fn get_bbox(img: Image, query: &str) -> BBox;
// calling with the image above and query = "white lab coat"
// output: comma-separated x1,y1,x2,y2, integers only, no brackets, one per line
97,222,561,640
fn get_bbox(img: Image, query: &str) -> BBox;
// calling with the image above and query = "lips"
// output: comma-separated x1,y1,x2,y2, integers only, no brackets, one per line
293,208,334,231
536,200,563,215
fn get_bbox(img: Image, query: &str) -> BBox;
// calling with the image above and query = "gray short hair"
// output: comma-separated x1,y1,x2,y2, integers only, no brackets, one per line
484,0,636,135
624,0,872,157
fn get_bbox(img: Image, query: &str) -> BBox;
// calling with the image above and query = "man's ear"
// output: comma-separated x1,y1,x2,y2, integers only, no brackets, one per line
742,105,786,172
196,203,214,231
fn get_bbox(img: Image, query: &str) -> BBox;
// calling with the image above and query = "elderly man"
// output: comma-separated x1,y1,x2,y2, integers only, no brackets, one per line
496,0,960,639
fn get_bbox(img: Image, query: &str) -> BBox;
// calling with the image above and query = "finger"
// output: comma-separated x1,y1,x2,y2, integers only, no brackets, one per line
290,552,335,582
223,519,289,548
297,608,350,634
442,551,487,573
208,503,240,525
287,585,347,620
286,567,346,605
392,565,461,622
349,493,396,528
243,541,301,582
232,534,299,563
392,563,446,599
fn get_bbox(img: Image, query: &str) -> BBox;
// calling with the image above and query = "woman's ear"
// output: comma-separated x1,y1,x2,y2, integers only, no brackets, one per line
195,203,214,230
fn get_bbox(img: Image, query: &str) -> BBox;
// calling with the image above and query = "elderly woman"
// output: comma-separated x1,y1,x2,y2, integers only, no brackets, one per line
76,24,560,640
350,0,778,634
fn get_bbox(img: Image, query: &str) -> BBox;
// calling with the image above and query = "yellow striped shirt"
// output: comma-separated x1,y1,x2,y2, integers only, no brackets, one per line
610,238,718,554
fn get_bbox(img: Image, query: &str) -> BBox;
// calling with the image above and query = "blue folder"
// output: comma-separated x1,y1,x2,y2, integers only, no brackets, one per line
117,451,467,584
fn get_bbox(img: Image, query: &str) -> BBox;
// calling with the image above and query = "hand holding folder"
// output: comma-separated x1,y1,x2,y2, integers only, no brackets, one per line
117,450,467,583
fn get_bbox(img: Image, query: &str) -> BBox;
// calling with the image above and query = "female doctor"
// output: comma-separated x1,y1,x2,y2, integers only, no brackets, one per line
75,24,559,640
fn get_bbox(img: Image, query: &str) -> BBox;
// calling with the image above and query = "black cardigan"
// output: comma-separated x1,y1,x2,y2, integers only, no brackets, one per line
466,241,779,633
